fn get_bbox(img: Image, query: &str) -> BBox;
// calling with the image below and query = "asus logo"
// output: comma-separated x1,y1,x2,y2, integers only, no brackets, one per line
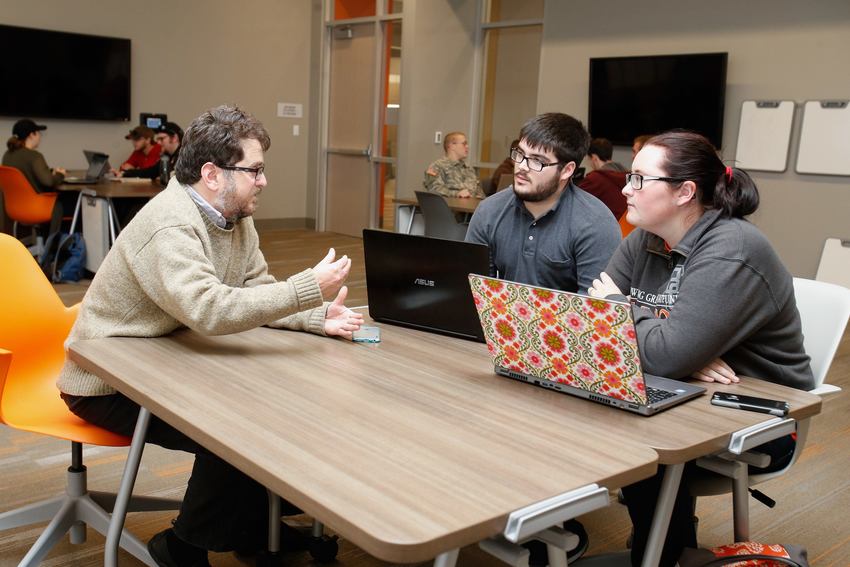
414,278,435,287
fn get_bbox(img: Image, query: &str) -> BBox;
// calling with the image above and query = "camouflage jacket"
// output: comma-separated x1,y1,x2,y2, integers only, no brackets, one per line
423,157,484,198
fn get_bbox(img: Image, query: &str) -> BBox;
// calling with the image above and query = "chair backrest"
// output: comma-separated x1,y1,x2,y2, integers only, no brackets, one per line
815,238,850,289
0,233,76,415
414,191,468,241
497,173,514,192
0,165,57,225
0,234,120,445
793,277,850,387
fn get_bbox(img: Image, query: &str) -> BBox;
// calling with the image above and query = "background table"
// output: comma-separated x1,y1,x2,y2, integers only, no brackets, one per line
58,177,162,271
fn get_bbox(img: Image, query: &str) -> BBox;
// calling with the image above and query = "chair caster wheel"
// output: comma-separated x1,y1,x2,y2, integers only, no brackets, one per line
309,534,339,563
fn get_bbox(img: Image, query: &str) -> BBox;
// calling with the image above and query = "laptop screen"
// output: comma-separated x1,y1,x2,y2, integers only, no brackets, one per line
82,150,109,179
363,229,489,341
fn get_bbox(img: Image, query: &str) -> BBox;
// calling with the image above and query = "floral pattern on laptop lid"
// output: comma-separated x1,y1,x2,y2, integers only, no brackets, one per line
469,274,647,405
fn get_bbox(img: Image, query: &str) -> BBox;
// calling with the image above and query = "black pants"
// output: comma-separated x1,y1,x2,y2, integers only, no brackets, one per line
622,434,796,567
62,393,274,552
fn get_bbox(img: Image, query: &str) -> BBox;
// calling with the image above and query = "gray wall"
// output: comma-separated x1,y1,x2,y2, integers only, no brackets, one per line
0,0,315,224
4,0,848,275
538,0,850,277
395,0,478,198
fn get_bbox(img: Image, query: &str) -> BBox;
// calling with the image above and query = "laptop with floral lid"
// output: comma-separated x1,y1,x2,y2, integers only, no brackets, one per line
468,274,705,415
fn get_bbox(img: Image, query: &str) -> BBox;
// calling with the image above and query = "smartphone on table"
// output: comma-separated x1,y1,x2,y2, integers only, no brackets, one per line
710,392,790,417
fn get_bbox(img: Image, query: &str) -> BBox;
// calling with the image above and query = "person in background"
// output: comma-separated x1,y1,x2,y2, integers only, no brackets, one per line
578,137,627,219
58,105,362,566
117,126,161,174
589,131,813,567
632,134,653,159
122,121,183,180
487,138,519,195
2,119,72,233
423,131,484,199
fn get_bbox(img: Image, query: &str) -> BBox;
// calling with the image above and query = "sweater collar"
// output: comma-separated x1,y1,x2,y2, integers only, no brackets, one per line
183,184,230,229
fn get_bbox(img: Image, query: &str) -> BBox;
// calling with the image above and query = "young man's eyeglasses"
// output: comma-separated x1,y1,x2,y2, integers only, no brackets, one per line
625,173,686,190
510,148,561,173
218,164,265,180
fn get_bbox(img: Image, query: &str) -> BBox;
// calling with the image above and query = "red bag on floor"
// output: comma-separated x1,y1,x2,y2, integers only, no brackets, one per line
678,542,809,567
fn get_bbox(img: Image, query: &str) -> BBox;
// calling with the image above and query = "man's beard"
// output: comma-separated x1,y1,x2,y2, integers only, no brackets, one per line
216,179,258,223
513,173,561,203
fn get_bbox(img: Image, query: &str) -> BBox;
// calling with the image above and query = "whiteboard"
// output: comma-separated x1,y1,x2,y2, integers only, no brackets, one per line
735,101,794,172
796,100,850,176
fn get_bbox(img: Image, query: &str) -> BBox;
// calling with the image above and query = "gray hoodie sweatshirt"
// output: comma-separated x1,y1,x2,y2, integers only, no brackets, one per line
604,209,813,391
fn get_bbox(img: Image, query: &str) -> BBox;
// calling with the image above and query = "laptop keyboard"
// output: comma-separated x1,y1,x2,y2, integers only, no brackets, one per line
646,386,677,405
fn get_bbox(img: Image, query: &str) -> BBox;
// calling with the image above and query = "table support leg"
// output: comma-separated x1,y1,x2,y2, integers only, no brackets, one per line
405,205,418,234
641,463,684,567
106,197,120,243
105,407,151,567
267,490,281,554
433,548,459,567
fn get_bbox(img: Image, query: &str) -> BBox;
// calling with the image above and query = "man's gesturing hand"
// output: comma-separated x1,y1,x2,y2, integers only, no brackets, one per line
313,248,351,299
324,286,364,339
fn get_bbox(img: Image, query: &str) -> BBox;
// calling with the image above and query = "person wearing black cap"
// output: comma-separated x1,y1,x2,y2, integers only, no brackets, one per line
117,126,161,174
3,119,67,192
3,119,74,235
122,122,183,180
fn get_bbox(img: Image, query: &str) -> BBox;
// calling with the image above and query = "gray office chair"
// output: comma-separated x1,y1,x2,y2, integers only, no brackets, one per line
414,191,469,241
690,277,849,541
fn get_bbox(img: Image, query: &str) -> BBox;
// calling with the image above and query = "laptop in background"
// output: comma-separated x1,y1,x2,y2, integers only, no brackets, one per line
363,229,489,341
468,274,705,415
63,150,110,184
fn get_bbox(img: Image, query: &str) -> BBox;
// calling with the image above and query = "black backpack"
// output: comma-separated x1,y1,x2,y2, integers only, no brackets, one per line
39,231,87,283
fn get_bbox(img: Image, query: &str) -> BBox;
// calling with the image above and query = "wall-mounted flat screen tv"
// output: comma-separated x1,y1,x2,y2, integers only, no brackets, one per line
588,52,727,148
0,24,131,121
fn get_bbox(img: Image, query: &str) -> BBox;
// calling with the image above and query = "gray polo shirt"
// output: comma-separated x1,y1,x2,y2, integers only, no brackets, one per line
465,184,621,292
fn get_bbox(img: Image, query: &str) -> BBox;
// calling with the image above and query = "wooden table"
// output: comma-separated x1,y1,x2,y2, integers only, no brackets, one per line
70,317,658,566
394,196,482,234
69,314,821,566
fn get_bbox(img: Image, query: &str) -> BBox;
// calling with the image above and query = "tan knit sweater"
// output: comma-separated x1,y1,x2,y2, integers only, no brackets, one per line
59,178,326,396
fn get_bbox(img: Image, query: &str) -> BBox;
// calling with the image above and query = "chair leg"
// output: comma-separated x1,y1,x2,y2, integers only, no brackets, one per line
0,495,66,529
2,441,179,567
76,495,157,567
89,490,181,512
731,462,750,542
17,499,78,567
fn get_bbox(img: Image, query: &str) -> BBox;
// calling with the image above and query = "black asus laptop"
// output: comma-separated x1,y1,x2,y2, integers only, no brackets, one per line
63,150,110,184
363,229,489,341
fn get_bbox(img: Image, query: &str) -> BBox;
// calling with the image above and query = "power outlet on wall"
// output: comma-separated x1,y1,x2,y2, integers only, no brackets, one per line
434,131,442,145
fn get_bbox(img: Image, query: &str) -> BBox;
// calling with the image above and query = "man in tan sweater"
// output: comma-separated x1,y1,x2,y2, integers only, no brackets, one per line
59,105,362,565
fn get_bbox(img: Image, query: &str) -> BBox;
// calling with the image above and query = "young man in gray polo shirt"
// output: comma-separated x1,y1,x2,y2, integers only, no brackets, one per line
466,113,620,293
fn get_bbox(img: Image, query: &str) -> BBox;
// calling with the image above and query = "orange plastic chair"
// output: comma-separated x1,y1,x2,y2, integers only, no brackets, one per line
619,212,636,238
0,165,59,244
0,234,179,565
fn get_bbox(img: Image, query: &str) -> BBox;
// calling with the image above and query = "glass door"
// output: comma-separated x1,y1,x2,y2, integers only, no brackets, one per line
321,1,403,236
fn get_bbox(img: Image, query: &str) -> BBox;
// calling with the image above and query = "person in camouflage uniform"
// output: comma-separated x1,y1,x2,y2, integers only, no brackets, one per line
423,132,484,198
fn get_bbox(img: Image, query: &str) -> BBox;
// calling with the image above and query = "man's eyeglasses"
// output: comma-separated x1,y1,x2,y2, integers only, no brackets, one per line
218,164,265,180
625,173,686,190
510,148,561,173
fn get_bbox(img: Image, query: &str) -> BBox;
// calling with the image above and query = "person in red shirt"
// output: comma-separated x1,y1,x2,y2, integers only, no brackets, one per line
578,137,627,219
118,126,161,173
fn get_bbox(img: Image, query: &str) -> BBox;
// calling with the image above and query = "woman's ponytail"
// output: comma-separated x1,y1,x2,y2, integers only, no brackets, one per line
646,131,760,218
